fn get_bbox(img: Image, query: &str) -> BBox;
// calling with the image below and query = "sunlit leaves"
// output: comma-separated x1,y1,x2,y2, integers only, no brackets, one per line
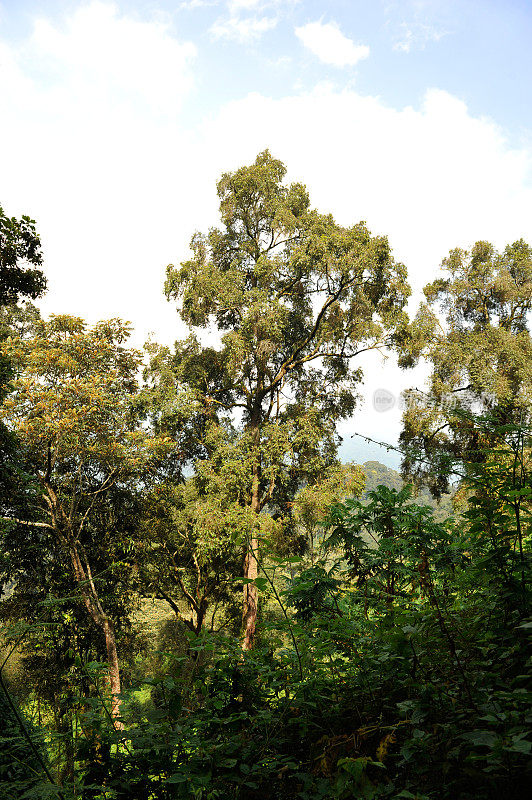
2,315,173,486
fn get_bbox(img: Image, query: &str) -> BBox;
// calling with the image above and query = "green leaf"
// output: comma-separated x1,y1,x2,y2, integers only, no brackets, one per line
461,730,499,748
165,774,188,784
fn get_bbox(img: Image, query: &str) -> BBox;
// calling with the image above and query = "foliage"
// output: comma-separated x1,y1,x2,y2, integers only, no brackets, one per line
0,205,46,307
0,208,51,797
0,203,47,500
0,315,174,729
362,460,454,521
97,420,528,800
1,168,531,800
1,414,528,800
159,150,410,647
292,464,366,561
139,478,244,635
399,239,532,496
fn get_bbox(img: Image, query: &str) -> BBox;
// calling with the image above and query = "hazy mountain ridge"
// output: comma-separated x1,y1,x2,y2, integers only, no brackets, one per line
361,460,455,521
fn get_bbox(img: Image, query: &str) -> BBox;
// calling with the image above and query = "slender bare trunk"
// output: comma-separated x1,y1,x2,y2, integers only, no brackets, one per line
242,527,259,650
242,411,261,650
103,618,121,724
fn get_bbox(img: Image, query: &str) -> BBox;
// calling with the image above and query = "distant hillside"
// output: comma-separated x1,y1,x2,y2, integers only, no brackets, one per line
339,437,402,471
361,460,455,521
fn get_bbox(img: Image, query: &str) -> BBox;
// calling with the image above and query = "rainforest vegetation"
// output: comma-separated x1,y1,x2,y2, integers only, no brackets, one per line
0,152,531,799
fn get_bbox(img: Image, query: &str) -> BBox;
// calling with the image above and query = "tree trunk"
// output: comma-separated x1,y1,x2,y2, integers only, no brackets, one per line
57,706,75,786
242,527,259,650
242,411,261,650
102,618,122,726
67,538,123,729
39,477,124,730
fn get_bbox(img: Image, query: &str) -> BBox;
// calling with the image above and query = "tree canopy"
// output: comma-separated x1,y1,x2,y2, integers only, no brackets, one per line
400,239,532,494
161,150,410,648
1,315,172,723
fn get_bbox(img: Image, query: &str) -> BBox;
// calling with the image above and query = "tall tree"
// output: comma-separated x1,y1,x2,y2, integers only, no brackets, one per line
1,315,171,724
399,239,532,495
162,151,410,648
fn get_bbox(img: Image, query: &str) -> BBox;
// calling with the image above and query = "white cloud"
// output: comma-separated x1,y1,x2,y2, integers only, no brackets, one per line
180,1,218,8
209,0,286,44
228,0,263,10
21,1,196,115
210,0,299,43
179,0,220,11
210,13,277,42
394,21,447,53
295,20,369,67
228,0,296,10
0,2,200,345
384,0,450,53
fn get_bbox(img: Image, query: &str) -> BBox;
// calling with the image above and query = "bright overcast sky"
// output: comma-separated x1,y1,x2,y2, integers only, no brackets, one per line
1,0,531,466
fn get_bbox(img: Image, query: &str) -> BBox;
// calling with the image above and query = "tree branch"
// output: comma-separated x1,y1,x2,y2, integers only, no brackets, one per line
0,516,53,529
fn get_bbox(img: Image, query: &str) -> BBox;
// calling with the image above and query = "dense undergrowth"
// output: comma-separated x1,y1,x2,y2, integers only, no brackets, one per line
1,420,530,800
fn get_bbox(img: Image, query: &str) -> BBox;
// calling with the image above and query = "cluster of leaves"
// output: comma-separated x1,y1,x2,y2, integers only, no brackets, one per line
399,239,532,497
0,207,45,307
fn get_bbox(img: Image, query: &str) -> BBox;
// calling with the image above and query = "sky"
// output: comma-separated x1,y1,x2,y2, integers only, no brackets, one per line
1,0,532,467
